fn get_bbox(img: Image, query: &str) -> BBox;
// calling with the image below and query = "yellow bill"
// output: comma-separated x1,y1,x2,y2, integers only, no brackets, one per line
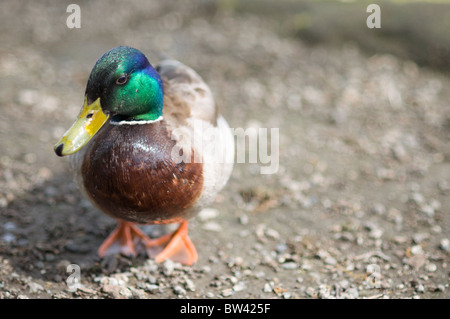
54,97,109,156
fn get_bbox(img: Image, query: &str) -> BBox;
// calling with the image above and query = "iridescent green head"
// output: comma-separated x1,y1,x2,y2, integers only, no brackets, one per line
54,46,163,157
86,46,163,122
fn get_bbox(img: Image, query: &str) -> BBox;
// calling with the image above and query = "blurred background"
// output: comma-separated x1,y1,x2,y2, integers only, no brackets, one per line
0,0,449,299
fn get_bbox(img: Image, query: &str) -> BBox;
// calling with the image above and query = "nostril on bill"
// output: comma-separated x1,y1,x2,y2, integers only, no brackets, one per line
55,144,64,157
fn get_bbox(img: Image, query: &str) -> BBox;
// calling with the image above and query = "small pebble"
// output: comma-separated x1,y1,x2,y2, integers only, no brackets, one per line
338,280,349,290
371,203,386,215
239,229,250,237
369,228,383,239
283,292,291,299
28,282,44,294
239,214,249,225
346,287,359,299
1,233,15,243
437,180,449,192
275,243,288,253
173,285,186,296
431,225,441,234
439,238,449,251
434,285,445,292
3,221,16,231
162,259,175,276
233,283,246,292
424,263,437,272
412,233,429,244
229,256,244,267
318,285,331,298
416,284,425,293
339,232,355,242
201,265,211,273
324,256,337,266
393,236,408,244
198,208,219,221
420,205,435,217
263,283,272,293
281,262,298,270
301,262,312,271
410,193,425,205
202,221,222,232
221,288,233,297
185,278,196,292
410,245,424,255
265,228,280,240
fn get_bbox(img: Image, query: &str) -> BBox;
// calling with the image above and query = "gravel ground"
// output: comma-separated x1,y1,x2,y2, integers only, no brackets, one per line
0,0,449,299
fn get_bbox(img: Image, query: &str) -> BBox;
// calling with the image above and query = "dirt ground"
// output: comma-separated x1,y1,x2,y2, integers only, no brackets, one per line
0,0,449,299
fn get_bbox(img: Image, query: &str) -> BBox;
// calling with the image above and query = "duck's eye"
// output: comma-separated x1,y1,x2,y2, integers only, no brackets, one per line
116,74,128,85
86,113,93,119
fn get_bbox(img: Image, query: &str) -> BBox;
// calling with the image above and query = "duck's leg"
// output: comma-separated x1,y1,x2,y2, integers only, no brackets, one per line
98,220,152,257
144,221,198,266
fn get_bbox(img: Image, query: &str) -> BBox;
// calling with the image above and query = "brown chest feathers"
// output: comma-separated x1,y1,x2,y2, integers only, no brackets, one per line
81,121,203,224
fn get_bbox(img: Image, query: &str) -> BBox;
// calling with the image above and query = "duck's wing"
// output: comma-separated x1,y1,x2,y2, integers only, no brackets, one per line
157,59,218,127
156,59,234,206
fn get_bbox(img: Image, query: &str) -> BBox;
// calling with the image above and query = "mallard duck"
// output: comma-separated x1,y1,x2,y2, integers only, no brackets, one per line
54,46,234,265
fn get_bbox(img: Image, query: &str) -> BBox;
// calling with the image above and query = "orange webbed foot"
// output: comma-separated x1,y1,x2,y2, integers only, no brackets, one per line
98,220,198,266
98,221,151,257
145,221,198,266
